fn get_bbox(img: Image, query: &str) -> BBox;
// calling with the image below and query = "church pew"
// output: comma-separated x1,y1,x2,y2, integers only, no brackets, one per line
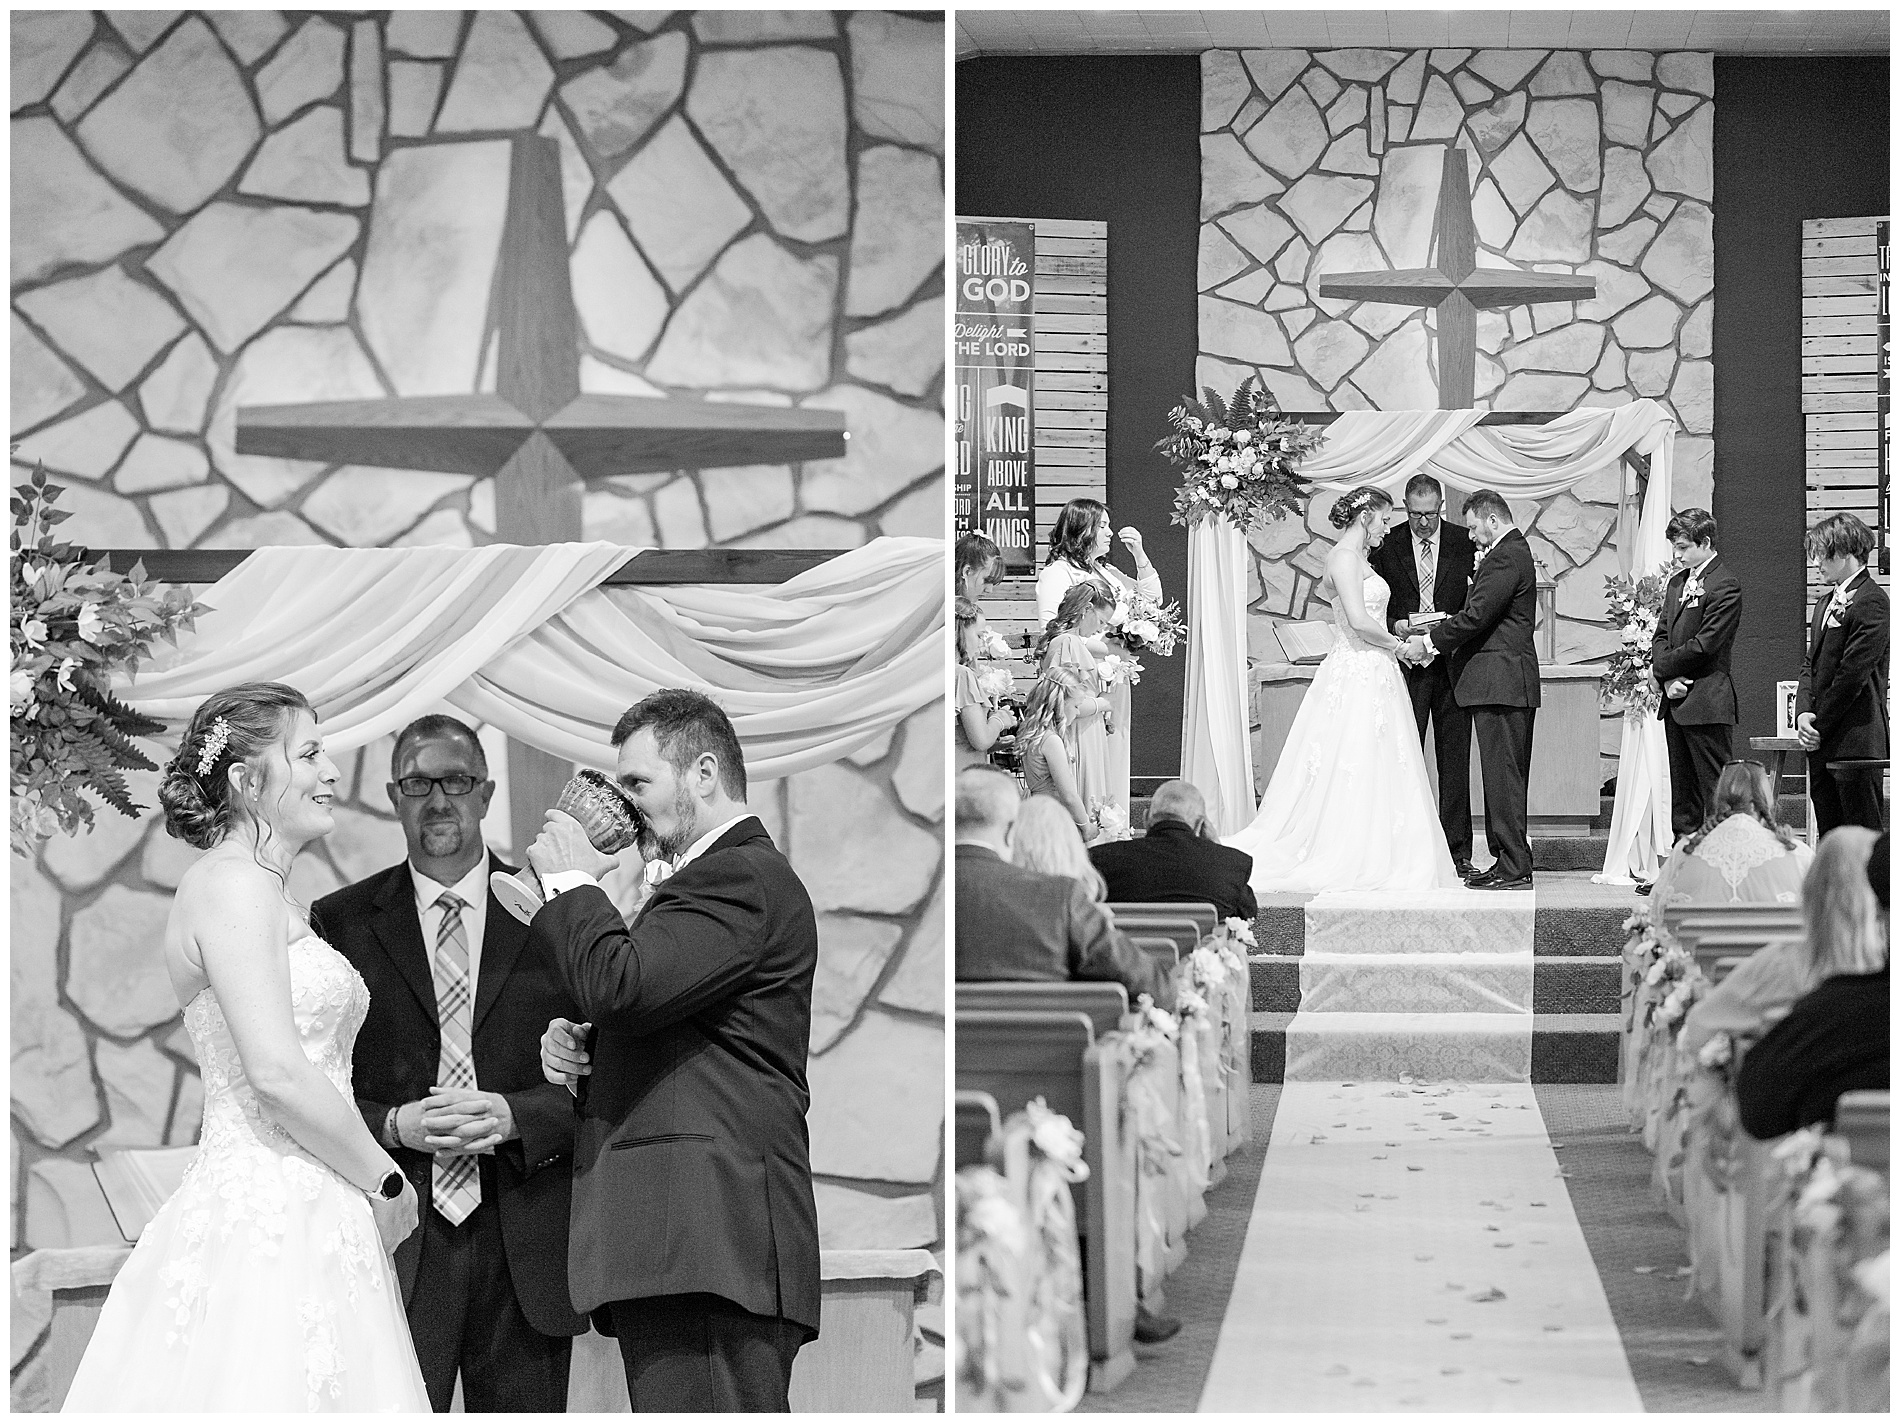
955,1010,1139,1393
1661,903,1803,958
1689,931,1802,984
1112,913,1201,959
1834,1090,1889,1173
1131,935,1179,977
957,981,1130,1039
1108,901,1222,938
956,1090,1003,1171
1691,1126,1780,1388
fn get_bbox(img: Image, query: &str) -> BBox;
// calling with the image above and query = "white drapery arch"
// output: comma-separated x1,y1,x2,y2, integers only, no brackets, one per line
119,538,946,782
1182,399,1677,882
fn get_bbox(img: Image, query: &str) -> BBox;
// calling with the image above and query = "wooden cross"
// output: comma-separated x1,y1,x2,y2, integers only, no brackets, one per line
94,135,854,853
1316,146,1596,410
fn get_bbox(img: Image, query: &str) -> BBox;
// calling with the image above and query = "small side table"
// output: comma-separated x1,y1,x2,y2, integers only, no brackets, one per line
1748,736,1813,845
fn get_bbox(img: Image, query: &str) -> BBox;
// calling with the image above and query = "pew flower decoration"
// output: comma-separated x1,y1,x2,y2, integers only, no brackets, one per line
1158,376,1323,532
1024,1098,1090,1176
10,468,206,853
1175,985,1209,1020
1224,917,1258,949
1115,592,1186,657
1599,563,1681,716
1695,1031,1734,1072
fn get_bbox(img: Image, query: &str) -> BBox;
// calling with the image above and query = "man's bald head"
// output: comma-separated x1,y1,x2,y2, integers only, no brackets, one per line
1149,779,1209,833
956,766,1021,855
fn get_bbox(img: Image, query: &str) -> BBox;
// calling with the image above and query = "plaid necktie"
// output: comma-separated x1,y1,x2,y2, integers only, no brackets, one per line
1418,537,1434,603
431,892,480,1224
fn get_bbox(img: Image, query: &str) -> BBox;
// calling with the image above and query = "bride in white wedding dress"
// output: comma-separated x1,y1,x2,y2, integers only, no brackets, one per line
63,683,430,1413
1227,487,1467,894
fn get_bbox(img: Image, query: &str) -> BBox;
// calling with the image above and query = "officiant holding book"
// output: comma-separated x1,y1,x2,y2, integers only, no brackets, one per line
1371,475,1478,877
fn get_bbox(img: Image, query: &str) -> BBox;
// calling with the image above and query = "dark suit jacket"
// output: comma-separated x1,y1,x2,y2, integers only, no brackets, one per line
1651,555,1741,726
1797,570,1890,762
1370,519,1476,636
955,843,1174,1010
1427,527,1541,708
312,853,587,1338
1088,819,1258,923
1737,966,1889,1139
528,818,822,1337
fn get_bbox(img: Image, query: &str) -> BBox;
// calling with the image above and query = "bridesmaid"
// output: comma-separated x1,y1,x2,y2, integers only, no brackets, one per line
1018,664,1095,839
1037,583,1116,831
1035,498,1161,818
955,596,1017,769
957,529,1003,604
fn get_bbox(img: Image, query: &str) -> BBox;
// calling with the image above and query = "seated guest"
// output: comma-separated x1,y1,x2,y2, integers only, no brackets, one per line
1680,825,1882,1056
1088,779,1258,923
954,767,1172,1011
955,597,1017,770
1012,794,1109,904
1018,665,1096,840
1650,760,1814,907
957,529,1003,604
1737,831,1890,1138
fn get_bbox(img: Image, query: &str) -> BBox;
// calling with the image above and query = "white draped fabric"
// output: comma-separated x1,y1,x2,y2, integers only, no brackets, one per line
121,538,945,781
1180,400,1676,876
1183,518,1256,836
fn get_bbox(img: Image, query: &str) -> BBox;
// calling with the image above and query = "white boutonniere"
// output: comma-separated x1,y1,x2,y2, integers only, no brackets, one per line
1679,570,1703,611
1823,586,1852,630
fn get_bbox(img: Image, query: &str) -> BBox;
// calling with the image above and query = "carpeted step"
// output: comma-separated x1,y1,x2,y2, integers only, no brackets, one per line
1283,1009,1533,1083
1250,1011,1623,1084
1253,953,1624,1015
1297,953,1532,1014
1534,903,1632,957
1533,835,1610,871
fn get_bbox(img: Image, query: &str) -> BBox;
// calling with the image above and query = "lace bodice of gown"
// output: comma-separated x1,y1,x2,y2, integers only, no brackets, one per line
1331,572,1390,652
185,935,369,1169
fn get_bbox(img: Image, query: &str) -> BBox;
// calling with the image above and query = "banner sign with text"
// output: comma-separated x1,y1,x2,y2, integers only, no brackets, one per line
954,219,1035,573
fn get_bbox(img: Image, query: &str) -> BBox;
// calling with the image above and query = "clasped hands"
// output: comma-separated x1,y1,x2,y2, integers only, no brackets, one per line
1647,672,1695,703
1395,635,1437,666
392,1086,516,1155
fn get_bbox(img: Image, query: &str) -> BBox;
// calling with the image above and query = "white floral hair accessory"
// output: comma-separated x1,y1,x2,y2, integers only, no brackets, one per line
195,716,232,777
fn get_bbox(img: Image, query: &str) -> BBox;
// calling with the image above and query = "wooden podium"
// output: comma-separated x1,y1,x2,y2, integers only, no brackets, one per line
1251,662,1604,836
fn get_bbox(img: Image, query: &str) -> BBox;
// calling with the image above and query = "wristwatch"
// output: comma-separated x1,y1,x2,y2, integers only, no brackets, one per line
372,1167,404,1200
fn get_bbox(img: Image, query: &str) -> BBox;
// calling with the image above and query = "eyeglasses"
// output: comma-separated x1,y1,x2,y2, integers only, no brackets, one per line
394,774,481,798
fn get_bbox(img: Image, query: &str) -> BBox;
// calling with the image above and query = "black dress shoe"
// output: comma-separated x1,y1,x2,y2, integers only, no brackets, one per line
1135,1305,1182,1344
1634,879,1654,896
1454,860,1476,880
1473,874,1533,891
1463,864,1498,885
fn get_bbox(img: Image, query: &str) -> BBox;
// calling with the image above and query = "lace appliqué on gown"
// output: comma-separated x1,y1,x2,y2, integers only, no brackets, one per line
1226,572,1464,894
62,937,430,1414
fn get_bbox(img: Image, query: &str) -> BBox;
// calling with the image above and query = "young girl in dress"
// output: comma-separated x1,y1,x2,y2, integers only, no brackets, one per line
1017,664,1096,840
1037,582,1117,824
955,596,1018,769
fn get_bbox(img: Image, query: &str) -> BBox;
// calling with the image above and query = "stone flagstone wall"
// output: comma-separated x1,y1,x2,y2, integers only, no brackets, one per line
9,3,945,1329
1199,47,1714,778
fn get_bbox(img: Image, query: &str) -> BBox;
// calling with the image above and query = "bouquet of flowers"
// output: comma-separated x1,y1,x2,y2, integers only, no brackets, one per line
1599,564,1679,716
1090,800,1130,842
1114,590,1185,657
1096,653,1143,688
977,625,1012,663
975,666,1015,704
1156,376,1324,532
11,469,206,852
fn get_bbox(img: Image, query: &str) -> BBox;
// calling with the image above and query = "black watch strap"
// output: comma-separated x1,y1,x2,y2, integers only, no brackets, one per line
374,1167,404,1199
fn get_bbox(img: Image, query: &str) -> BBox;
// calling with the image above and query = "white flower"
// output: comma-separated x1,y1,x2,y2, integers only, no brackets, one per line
1127,619,1159,643
1622,625,1646,646
21,619,48,646
1026,1101,1088,1170
1696,1032,1733,1069
1233,429,1253,446
54,658,78,693
9,670,33,709
964,1193,1027,1255
75,602,104,645
1225,916,1257,947
1219,474,1239,489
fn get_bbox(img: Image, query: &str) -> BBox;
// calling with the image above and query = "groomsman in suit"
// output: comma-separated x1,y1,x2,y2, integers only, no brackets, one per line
1798,513,1890,834
528,690,821,1412
1406,488,1541,889
1650,509,1743,840
1371,473,1479,876
313,715,588,1412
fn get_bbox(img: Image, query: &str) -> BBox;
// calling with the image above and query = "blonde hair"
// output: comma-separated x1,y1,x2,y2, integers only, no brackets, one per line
1013,794,1107,900
1016,663,1086,750
1803,827,1886,982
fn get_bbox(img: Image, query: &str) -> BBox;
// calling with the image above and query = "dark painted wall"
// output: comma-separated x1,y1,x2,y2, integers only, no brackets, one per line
1712,56,1888,746
958,52,1890,777
957,56,1202,779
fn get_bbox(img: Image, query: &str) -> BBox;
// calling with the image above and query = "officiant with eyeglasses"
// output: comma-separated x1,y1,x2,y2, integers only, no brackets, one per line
312,714,588,1412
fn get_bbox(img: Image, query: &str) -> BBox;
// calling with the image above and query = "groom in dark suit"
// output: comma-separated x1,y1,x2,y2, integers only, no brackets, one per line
526,689,821,1412
1370,473,1479,875
1408,488,1541,889
1798,513,1891,834
1651,509,1743,839
313,715,587,1412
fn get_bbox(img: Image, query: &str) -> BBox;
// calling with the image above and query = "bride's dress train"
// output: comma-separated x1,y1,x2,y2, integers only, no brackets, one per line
1227,572,1466,893
62,935,430,1412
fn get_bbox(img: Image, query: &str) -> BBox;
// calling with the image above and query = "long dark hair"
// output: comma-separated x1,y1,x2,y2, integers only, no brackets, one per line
1045,498,1108,570
1035,580,1114,662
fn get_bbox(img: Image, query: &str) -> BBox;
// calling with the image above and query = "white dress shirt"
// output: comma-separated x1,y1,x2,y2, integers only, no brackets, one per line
542,812,759,899
409,853,492,993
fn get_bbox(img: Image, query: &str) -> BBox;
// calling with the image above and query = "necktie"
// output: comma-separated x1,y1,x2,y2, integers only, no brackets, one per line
431,892,480,1224
1418,537,1434,604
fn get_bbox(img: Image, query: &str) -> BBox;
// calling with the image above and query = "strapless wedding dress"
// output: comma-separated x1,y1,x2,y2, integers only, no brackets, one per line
1227,572,1466,893
63,936,430,1412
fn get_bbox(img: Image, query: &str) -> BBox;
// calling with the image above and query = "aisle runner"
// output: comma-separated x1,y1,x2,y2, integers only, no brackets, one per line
1201,889,1642,1410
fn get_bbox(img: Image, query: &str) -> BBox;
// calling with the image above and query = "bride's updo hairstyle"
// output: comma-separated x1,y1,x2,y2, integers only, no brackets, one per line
159,682,314,850
1327,485,1394,531
1035,580,1115,661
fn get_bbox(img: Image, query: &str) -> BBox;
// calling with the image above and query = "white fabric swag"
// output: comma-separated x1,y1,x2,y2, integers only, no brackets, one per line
121,538,946,781
1182,399,1677,881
